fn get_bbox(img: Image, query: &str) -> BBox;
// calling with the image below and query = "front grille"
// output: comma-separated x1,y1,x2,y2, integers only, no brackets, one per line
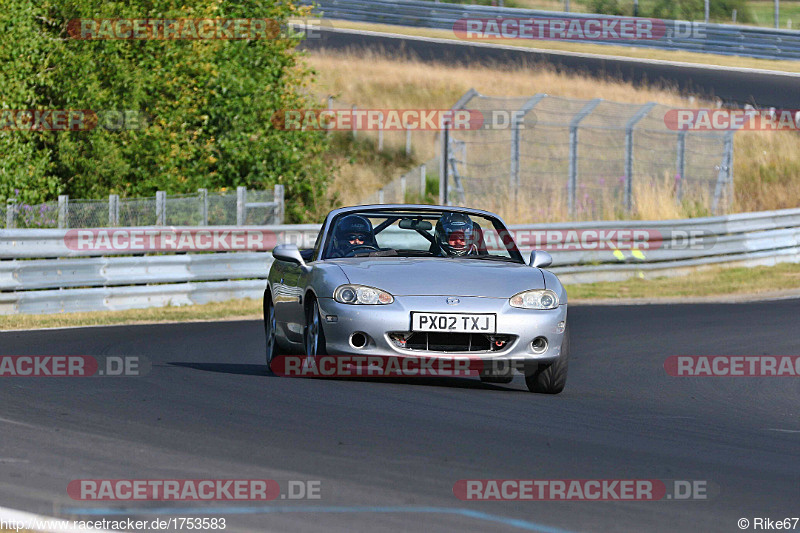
389,332,515,352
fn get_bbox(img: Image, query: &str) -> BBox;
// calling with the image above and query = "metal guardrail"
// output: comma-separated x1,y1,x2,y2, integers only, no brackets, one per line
1,208,799,314
308,0,800,61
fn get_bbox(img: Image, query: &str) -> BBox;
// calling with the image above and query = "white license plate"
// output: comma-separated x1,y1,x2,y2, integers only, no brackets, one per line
411,312,496,334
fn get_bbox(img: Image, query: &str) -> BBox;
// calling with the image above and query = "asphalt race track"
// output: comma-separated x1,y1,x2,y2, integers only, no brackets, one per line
302,27,800,109
1,301,798,532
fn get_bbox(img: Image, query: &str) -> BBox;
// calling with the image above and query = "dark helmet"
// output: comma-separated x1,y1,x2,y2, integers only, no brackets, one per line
332,214,374,255
435,212,475,256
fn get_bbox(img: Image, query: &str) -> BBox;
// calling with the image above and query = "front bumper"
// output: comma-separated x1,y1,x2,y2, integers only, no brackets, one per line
316,295,567,363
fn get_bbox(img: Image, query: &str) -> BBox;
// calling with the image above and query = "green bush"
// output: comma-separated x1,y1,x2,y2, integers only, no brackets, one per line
0,0,332,222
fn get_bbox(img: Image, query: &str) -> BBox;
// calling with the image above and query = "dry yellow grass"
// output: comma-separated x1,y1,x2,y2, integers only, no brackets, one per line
308,50,800,221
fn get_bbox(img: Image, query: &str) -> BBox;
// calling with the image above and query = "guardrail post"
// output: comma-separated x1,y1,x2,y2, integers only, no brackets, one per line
400,175,407,203
568,99,602,218
156,191,166,226
624,102,657,213
273,184,285,225
378,189,385,204
676,130,687,201
108,194,119,226
58,195,69,229
198,188,208,226
236,186,246,226
6,199,16,229
420,164,426,199
405,128,412,155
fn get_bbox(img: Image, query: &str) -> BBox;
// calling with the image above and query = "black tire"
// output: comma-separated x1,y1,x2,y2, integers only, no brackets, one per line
264,290,282,372
525,325,569,394
304,296,327,357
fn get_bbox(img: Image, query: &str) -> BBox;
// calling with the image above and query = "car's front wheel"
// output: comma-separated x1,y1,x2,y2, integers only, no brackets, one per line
304,297,327,357
525,325,569,394
264,290,282,372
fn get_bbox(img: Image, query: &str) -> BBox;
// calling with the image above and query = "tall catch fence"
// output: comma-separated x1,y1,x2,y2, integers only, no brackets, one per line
436,89,733,223
3,185,285,229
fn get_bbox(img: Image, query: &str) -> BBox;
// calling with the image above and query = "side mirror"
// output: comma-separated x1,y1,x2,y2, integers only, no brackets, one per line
529,250,553,268
272,244,311,272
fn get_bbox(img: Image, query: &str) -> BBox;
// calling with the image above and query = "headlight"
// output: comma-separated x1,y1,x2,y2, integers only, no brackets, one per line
334,284,394,305
509,289,559,310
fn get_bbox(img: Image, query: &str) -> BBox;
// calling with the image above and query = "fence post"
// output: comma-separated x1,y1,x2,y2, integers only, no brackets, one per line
58,195,69,229
676,130,687,201
6,199,16,229
712,131,735,214
377,112,384,152
273,184,285,225
440,88,479,206
420,164,427,199
624,102,657,213
156,191,166,226
510,94,547,216
326,96,334,136
405,128,412,155
401,175,407,203
236,186,246,226
378,189,385,204
198,188,208,226
439,122,449,205
568,98,602,218
108,194,119,226
351,105,357,140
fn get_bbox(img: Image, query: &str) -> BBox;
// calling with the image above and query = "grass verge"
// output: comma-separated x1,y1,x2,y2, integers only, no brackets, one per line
0,299,262,331
566,261,800,299
3,262,800,330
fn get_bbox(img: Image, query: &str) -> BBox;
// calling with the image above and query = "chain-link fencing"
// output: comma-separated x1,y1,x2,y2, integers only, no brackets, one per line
439,89,733,223
3,185,284,229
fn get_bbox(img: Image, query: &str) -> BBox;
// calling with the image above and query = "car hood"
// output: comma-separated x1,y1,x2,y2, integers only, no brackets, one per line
328,257,544,298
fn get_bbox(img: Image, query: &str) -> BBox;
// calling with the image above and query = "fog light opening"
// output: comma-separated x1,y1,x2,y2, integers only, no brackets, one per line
350,332,368,349
531,337,548,354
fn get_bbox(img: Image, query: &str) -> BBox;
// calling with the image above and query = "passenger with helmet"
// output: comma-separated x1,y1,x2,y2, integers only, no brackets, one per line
330,214,377,257
434,212,484,257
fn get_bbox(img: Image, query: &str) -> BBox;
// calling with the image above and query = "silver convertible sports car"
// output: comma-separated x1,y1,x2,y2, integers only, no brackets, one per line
264,205,569,394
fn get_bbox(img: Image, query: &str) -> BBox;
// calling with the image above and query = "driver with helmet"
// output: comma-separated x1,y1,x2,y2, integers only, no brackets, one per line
330,214,376,257
434,212,482,257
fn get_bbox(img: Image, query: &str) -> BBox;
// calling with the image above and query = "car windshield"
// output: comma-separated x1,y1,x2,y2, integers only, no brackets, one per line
320,209,524,263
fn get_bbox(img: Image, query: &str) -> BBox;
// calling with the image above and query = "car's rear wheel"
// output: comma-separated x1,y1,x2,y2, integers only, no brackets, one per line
264,290,282,372
304,297,327,357
525,325,569,394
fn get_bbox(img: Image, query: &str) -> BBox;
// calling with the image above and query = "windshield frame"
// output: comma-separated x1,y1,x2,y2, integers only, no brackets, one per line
317,206,525,263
